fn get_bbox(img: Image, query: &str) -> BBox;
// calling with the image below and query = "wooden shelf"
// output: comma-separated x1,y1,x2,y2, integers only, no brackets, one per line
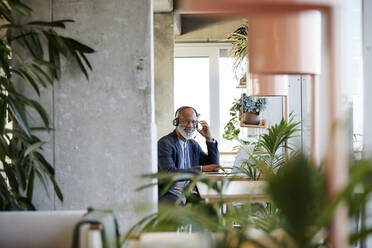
236,81,247,89
220,151,238,155
240,119,267,128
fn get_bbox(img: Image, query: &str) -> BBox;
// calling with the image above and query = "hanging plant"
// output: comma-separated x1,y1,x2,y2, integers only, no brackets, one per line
0,0,94,210
225,19,249,76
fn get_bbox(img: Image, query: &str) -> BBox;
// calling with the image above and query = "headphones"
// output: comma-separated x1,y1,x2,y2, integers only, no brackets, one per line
173,106,200,128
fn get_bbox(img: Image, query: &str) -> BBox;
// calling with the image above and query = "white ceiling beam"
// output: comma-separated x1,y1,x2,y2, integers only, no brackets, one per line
153,0,173,13
173,10,182,35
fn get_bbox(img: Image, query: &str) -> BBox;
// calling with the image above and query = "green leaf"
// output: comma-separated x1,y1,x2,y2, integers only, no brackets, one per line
21,31,43,59
12,69,41,96
0,23,22,30
18,197,36,210
0,100,6,135
43,30,69,56
34,168,50,199
3,162,18,193
24,64,47,88
51,176,63,202
136,182,158,192
27,167,35,200
33,151,54,175
28,19,74,28
31,64,53,85
7,96,31,137
74,52,89,79
13,158,27,191
27,99,50,129
0,2,14,22
65,37,95,53
32,58,57,70
24,141,46,158
78,50,93,70
8,0,32,16
48,40,61,80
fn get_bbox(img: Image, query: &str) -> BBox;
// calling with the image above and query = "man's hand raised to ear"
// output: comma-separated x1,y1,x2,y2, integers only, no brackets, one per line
197,120,212,140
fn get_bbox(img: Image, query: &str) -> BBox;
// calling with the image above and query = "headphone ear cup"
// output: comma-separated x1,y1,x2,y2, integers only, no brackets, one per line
173,118,179,126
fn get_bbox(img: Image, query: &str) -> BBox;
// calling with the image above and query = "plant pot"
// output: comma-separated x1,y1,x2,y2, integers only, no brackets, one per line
243,112,260,125
239,76,247,84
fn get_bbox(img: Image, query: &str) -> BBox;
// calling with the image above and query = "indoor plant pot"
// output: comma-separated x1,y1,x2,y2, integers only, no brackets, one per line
243,112,260,125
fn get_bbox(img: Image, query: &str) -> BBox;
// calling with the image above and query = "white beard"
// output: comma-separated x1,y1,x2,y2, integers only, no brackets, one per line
177,125,196,140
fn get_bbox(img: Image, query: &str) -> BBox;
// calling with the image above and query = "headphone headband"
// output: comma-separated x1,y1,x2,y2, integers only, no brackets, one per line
174,106,199,119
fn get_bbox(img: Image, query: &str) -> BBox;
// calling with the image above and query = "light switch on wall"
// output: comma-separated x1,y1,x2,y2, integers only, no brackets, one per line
134,56,148,90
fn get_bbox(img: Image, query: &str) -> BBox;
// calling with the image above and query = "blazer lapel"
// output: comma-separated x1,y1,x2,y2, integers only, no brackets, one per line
175,140,182,169
171,130,183,169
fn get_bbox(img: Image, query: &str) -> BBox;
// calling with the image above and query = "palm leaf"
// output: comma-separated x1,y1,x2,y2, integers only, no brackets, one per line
28,19,74,28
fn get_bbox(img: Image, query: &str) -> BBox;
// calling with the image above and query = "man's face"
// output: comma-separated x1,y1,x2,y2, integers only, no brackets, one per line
177,108,197,139
178,108,197,129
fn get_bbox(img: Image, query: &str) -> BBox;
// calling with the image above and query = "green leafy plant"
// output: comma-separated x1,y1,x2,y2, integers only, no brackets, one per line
257,113,302,157
225,19,249,74
123,171,281,247
125,155,372,248
237,113,302,180
234,93,267,114
0,1,94,210
223,93,266,146
222,105,245,145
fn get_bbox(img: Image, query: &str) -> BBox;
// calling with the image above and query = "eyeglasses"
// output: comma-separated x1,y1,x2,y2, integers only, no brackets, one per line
179,119,198,127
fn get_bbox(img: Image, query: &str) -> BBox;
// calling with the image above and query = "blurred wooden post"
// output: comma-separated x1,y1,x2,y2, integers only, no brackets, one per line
283,95,289,159
310,74,319,166
325,6,348,248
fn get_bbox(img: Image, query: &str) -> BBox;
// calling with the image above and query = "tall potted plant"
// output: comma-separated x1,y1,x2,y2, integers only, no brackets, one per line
0,1,94,210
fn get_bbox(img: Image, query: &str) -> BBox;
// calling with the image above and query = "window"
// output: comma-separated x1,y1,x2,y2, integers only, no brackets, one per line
174,44,244,154
341,0,363,159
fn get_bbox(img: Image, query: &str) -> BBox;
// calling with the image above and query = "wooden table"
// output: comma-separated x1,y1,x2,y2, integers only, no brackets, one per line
197,172,270,203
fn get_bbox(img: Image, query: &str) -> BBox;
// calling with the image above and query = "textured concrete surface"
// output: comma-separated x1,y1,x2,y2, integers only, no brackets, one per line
22,0,156,234
154,13,174,139
175,17,243,42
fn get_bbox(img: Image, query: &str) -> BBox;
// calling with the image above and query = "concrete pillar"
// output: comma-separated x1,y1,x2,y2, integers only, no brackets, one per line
23,0,157,234
363,0,372,247
363,0,372,156
154,13,174,139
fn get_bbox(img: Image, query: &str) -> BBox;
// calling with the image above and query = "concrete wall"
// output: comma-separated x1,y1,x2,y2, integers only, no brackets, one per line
364,0,372,156
364,0,372,247
23,0,156,234
175,17,243,42
154,13,174,139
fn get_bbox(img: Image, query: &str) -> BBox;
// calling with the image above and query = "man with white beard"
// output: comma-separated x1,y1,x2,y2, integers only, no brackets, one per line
158,106,221,205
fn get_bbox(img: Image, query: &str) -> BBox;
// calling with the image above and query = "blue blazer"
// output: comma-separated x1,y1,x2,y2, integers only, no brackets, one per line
158,129,220,173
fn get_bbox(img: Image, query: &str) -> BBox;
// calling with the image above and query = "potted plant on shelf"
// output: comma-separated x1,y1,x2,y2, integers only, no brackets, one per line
235,93,266,125
222,93,266,147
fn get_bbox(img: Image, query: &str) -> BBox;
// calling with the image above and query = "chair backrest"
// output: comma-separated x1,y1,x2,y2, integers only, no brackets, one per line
72,209,119,248
0,210,86,248
129,232,212,248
